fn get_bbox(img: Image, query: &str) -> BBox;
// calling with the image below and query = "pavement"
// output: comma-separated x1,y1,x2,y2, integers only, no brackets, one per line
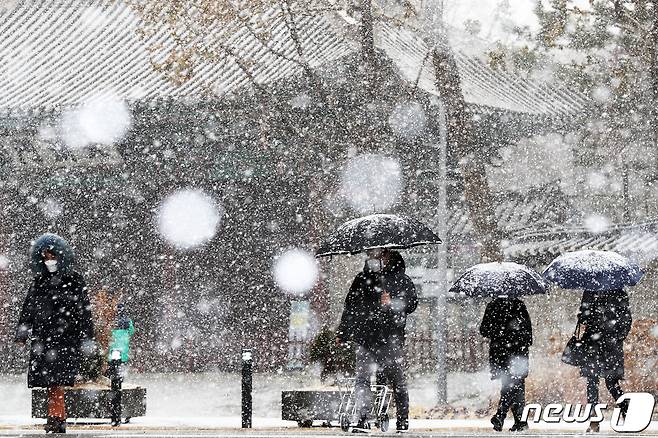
0,431,656,437
1,419,658,437
2,373,657,436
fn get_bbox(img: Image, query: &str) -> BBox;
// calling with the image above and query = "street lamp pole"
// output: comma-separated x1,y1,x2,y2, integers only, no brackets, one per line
422,0,449,406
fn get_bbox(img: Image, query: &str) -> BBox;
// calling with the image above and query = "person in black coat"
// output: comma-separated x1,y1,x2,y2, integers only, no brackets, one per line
479,297,532,432
336,249,417,432
15,234,95,434
576,289,632,432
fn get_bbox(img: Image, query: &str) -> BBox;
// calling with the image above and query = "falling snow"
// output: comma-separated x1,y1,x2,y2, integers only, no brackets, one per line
156,189,222,250
272,249,319,296
1,1,657,434
340,154,403,214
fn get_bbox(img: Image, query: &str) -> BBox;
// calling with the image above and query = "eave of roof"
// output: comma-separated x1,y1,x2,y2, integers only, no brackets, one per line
0,1,590,116
505,220,658,265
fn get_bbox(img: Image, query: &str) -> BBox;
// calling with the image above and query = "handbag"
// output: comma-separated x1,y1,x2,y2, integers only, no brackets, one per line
561,323,587,367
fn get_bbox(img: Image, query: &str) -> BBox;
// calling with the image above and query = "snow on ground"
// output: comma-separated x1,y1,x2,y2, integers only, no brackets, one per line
0,371,493,421
2,371,655,434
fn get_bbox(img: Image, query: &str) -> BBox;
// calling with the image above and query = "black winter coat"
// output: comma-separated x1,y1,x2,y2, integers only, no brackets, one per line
337,252,418,348
16,271,95,388
479,298,532,380
577,289,632,379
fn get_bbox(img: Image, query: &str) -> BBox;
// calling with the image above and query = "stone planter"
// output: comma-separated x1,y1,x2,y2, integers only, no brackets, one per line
32,383,146,422
281,389,342,427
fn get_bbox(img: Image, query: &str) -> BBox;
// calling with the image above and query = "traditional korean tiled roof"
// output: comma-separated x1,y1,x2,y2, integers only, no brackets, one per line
505,221,658,265
0,1,590,115
377,23,591,116
429,184,572,240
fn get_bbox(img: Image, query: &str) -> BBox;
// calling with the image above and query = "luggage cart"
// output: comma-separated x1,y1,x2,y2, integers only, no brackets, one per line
337,378,392,432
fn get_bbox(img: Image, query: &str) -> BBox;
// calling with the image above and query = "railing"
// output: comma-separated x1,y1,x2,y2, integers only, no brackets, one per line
406,330,488,373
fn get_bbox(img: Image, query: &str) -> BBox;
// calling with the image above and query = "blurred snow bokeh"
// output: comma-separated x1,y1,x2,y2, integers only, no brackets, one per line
157,189,222,250
40,199,63,219
0,0,18,13
586,171,608,192
272,249,319,296
0,255,9,270
591,85,612,104
59,91,132,148
388,101,427,141
584,214,611,233
340,154,403,213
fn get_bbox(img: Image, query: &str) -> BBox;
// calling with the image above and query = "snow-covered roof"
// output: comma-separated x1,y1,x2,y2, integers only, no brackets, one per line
0,1,590,115
505,221,658,265
435,184,571,239
377,23,590,116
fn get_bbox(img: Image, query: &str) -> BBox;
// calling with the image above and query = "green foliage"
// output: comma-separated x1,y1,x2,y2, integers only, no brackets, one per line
533,1,657,177
308,326,355,378
79,342,105,382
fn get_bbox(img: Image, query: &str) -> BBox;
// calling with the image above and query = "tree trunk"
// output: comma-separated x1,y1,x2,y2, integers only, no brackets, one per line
430,48,502,261
359,0,376,65
650,0,658,180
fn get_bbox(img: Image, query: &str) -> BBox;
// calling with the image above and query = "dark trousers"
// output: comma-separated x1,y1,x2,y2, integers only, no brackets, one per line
495,374,526,423
586,375,623,405
354,339,409,422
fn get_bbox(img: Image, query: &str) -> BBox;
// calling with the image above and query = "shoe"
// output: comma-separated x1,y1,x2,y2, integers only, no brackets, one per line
55,418,66,434
351,418,370,433
510,421,528,432
618,399,630,420
44,417,56,433
491,416,503,432
45,417,66,434
396,419,409,432
586,421,600,433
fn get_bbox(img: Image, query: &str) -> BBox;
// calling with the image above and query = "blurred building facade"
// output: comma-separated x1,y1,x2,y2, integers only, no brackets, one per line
3,1,649,377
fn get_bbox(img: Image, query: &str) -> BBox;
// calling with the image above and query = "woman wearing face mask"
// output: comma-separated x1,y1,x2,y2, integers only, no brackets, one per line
15,233,95,434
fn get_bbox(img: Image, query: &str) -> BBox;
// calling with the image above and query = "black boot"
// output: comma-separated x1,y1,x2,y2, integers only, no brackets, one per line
510,403,528,432
396,418,409,432
44,417,57,433
54,417,66,434
510,421,528,432
618,399,630,420
491,415,504,432
45,417,66,434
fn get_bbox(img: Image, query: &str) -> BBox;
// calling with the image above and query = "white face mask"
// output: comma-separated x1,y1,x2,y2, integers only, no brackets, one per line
366,258,382,272
44,260,58,273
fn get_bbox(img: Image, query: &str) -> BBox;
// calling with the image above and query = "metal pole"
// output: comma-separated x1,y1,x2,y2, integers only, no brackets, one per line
421,0,449,405
109,350,123,427
434,101,449,405
241,348,253,428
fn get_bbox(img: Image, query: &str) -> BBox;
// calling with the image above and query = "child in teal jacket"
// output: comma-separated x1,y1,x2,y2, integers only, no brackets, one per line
108,304,134,363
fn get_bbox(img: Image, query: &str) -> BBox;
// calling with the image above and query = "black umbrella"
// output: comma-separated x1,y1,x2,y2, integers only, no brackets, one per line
315,213,441,257
449,262,547,298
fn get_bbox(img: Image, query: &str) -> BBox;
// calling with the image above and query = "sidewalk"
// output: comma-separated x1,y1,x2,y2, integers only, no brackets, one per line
2,372,656,435
0,371,496,420
1,416,657,435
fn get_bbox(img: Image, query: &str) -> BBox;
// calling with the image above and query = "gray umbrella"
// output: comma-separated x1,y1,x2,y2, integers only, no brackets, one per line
315,213,441,257
449,262,548,298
